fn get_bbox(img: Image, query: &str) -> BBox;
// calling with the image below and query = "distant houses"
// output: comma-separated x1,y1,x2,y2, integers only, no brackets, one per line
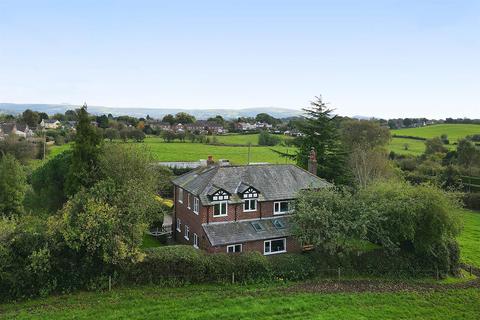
40,119,61,129
147,120,226,134
235,122,272,131
0,122,34,139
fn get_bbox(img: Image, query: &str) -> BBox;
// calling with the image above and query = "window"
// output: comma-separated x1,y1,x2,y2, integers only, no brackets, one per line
243,199,257,212
193,197,199,214
178,188,183,203
274,201,291,215
251,221,265,232
184,225,189,240
212,190,230,201
213,201,228,217
193,233,199,248
227,244,242,253
272,219,286,229
176,218,181,232
264,238,286,255
187,193,191,209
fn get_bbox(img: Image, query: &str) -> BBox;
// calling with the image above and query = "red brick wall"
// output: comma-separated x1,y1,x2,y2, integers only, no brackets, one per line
173,186,297,253
204,199,291,223
173,186,209,250
207,236,302,255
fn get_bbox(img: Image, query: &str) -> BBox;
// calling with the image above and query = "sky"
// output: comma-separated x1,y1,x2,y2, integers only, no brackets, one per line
0,0,479,119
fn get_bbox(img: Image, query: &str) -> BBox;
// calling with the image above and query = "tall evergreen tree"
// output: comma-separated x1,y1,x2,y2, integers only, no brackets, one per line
296,96,348,183
0,154,27,216
66,105,102,196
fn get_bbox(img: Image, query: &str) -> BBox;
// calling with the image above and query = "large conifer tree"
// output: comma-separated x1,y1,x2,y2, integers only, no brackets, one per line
296,96,348,184
66,104,101,196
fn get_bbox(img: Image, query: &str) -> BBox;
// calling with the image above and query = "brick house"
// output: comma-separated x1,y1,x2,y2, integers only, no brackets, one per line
171,152,329,255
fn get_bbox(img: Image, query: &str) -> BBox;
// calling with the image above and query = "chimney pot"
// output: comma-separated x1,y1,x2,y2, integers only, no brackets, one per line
207,155,215,166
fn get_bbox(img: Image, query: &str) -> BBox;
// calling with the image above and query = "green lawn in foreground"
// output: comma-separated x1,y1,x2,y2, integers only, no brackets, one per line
1,284,479,319
48,137,296,165
458,209,480,268
392,124,480,142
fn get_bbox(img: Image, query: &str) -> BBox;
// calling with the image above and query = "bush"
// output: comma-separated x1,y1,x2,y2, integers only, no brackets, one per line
268,253,316,280
463,192,480,210
258,130,281,146
127,246,207,284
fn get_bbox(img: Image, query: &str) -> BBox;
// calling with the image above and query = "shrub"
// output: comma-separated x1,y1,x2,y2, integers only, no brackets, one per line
127,246,207,284
268,253,316,280
258,130,280,146
463,192,480,210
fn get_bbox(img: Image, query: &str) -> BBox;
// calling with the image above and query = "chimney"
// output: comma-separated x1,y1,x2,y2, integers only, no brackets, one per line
207,155,215,166
307,147,317,175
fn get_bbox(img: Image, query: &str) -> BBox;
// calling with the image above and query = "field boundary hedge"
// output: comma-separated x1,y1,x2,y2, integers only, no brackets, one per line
392,135,427,141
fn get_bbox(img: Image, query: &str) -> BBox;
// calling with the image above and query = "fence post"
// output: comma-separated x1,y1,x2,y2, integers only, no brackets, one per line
435,267,439,281
337,267,341,280
232,272,235,284
109,275,112,292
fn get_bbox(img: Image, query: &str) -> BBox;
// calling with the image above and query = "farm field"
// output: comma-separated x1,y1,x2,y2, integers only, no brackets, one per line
458,209,480,268
1,284,479,319
214,133,292,145
388,124,478,156
2,208,479,319
391,124,480,142
47,137,296,164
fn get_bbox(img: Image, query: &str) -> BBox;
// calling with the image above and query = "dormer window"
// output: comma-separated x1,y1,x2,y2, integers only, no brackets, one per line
241,186,259,199
211,189,230,201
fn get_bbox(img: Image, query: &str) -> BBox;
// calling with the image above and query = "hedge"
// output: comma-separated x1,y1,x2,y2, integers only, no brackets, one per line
463,192,480,210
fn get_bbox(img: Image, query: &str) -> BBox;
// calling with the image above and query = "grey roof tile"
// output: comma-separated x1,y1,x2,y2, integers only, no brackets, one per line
203,216,292,246
172,164,330,204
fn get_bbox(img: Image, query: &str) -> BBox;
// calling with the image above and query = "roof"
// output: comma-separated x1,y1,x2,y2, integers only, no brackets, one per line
0,123,15,134
203,216,292,246
185,120,222,128
172,163,330,205
43,119,59,123
15,124,29,132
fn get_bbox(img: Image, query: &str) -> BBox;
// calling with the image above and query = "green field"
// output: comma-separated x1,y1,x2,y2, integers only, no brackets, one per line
388,124,479,156
1,284,479,319
392,124,480,142
458,210,480,268
47,137,296,165
214,133,292,146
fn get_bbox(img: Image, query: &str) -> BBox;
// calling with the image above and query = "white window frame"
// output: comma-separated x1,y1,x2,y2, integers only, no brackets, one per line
227,244,242,253
178,188,183,204
176,218,181,232
187,193,191,209
193,197,200,215
273,201,291,215
184,225,189,240
243,199,257,212
264,238,287,255
193,233,199,249
213,201,228,217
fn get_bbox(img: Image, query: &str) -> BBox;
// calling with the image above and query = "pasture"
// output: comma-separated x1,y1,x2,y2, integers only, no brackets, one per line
47,137,296,164
458,210,480,268
1,284,479,319
391,124,479,142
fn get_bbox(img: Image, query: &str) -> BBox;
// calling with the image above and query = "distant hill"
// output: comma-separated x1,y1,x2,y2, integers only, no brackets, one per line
0,103,303,120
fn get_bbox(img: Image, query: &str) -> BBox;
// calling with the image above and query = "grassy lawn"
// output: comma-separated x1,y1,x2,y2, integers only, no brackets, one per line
47,137,296,165
1,284,479,319
391,124,480,142
141,234,163,249
458,209,480,268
